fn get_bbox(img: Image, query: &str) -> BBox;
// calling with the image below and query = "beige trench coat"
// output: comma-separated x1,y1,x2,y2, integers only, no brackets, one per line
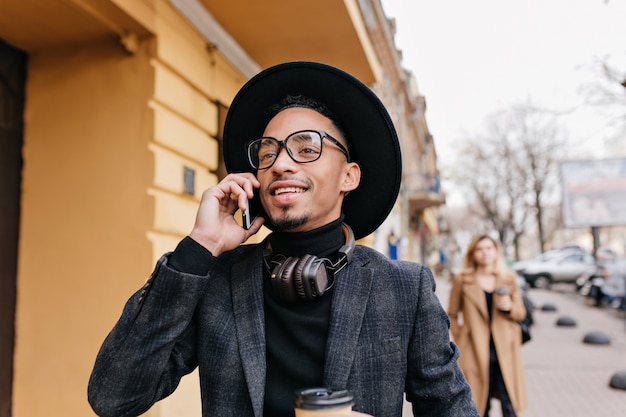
447,270,528,415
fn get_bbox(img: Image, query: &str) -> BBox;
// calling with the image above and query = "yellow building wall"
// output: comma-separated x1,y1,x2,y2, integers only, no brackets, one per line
15,38,156,416
13,0,252,415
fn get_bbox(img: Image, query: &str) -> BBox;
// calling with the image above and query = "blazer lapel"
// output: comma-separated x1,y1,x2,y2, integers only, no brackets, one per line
323,256,374,388
231,248,266,417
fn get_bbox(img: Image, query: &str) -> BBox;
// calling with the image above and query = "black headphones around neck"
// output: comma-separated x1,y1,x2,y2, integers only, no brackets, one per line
263,223,355,303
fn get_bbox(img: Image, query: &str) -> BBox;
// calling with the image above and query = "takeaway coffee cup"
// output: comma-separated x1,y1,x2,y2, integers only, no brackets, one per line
494,286,509,303
294,388,354,416
494,287,511,311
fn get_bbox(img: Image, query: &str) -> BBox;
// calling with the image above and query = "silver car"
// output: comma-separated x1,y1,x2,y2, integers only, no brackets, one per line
516,250,597,289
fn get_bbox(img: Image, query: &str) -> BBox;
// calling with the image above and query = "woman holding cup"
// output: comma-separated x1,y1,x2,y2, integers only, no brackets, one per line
447,235,528,417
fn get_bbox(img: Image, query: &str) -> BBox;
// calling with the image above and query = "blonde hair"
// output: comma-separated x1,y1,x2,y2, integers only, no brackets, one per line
461,234,508,275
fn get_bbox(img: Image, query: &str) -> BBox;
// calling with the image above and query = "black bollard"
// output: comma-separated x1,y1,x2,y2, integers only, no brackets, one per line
609,371,626,390
541,303,558,312
555,316,577,327
582,330,611,345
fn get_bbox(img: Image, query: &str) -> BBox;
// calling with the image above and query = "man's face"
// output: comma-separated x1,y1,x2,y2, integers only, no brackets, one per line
256,107,360,232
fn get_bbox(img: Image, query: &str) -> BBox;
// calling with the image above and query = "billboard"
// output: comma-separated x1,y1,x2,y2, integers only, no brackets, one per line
561,158,626,228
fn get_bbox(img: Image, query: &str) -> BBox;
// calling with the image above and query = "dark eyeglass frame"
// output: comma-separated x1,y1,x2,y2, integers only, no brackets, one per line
246,129,350,170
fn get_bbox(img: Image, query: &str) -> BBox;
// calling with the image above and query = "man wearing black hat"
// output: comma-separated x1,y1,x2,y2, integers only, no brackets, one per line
88,62,478,417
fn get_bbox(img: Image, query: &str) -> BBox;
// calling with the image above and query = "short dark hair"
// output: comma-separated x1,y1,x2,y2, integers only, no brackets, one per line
267,94,349,150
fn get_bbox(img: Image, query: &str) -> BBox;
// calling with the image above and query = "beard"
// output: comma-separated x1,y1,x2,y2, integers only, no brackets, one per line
268,207,309,232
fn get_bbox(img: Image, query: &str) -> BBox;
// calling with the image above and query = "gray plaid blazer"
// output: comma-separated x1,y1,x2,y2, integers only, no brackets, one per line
88,244,478,417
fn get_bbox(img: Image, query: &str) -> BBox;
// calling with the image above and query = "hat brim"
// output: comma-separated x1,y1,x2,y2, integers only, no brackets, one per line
223,61,402,240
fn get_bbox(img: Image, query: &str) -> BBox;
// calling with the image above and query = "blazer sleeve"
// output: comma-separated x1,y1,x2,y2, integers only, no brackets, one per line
405,266,479,417
88,255,210,417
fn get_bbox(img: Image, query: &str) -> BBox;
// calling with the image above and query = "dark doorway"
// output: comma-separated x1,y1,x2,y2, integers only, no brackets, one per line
0,40,27,417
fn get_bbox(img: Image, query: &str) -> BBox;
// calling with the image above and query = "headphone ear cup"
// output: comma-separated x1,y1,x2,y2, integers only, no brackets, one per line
270,257,299,303
296,255,329,299
270,255,329,302
292,255,313,299
293,255,328,300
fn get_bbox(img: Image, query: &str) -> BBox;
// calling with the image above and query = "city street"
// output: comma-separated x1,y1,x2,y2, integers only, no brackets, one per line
404,278,626,416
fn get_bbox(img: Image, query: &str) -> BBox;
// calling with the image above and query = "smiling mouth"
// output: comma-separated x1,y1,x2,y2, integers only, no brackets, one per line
273,187,306,195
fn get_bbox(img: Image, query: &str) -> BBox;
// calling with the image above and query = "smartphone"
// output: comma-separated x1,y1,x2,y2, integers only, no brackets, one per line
242,194,264,230
242,199,253,230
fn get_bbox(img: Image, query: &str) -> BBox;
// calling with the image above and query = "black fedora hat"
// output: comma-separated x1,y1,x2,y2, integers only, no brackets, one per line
223,61,402,240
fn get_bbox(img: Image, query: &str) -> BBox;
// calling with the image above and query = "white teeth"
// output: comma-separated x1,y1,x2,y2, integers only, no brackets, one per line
274,187,305,195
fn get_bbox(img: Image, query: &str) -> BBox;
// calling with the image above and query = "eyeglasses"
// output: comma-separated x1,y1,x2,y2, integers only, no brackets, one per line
246,129,350,170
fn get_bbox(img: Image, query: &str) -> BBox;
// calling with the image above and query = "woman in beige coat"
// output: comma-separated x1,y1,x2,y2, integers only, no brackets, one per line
448,235,528,416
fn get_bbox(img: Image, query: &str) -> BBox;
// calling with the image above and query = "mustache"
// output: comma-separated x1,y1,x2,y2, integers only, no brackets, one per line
265,176,312,192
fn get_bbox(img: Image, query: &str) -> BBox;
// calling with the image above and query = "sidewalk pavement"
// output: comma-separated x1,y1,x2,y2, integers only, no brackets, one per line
423,278,626,417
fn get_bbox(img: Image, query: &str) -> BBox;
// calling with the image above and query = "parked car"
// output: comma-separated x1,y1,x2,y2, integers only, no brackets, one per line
516,250,596,289
512,250,562,273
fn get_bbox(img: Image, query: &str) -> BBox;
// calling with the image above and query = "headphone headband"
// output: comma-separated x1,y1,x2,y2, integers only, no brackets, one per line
329,223,355,274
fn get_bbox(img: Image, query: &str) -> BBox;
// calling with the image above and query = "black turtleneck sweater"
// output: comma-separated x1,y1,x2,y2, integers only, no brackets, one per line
263,217,345,417
168,217,346,417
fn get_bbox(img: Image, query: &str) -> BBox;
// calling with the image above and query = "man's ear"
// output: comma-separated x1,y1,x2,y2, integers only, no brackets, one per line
341,162,361,192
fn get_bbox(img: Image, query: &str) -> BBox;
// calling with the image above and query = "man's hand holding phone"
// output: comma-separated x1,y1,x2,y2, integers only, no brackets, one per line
189,173,264,256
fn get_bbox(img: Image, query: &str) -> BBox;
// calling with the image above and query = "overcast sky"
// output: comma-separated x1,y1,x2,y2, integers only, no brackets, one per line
380,0,626,169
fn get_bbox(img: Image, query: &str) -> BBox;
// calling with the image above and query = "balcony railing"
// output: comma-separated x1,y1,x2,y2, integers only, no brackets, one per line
405,174,445,210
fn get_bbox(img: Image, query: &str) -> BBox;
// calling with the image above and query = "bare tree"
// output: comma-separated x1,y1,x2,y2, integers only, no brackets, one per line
452,136,528,259
509,104,566,251
451,102,566,257
581,58,626,145
583,58,626,107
